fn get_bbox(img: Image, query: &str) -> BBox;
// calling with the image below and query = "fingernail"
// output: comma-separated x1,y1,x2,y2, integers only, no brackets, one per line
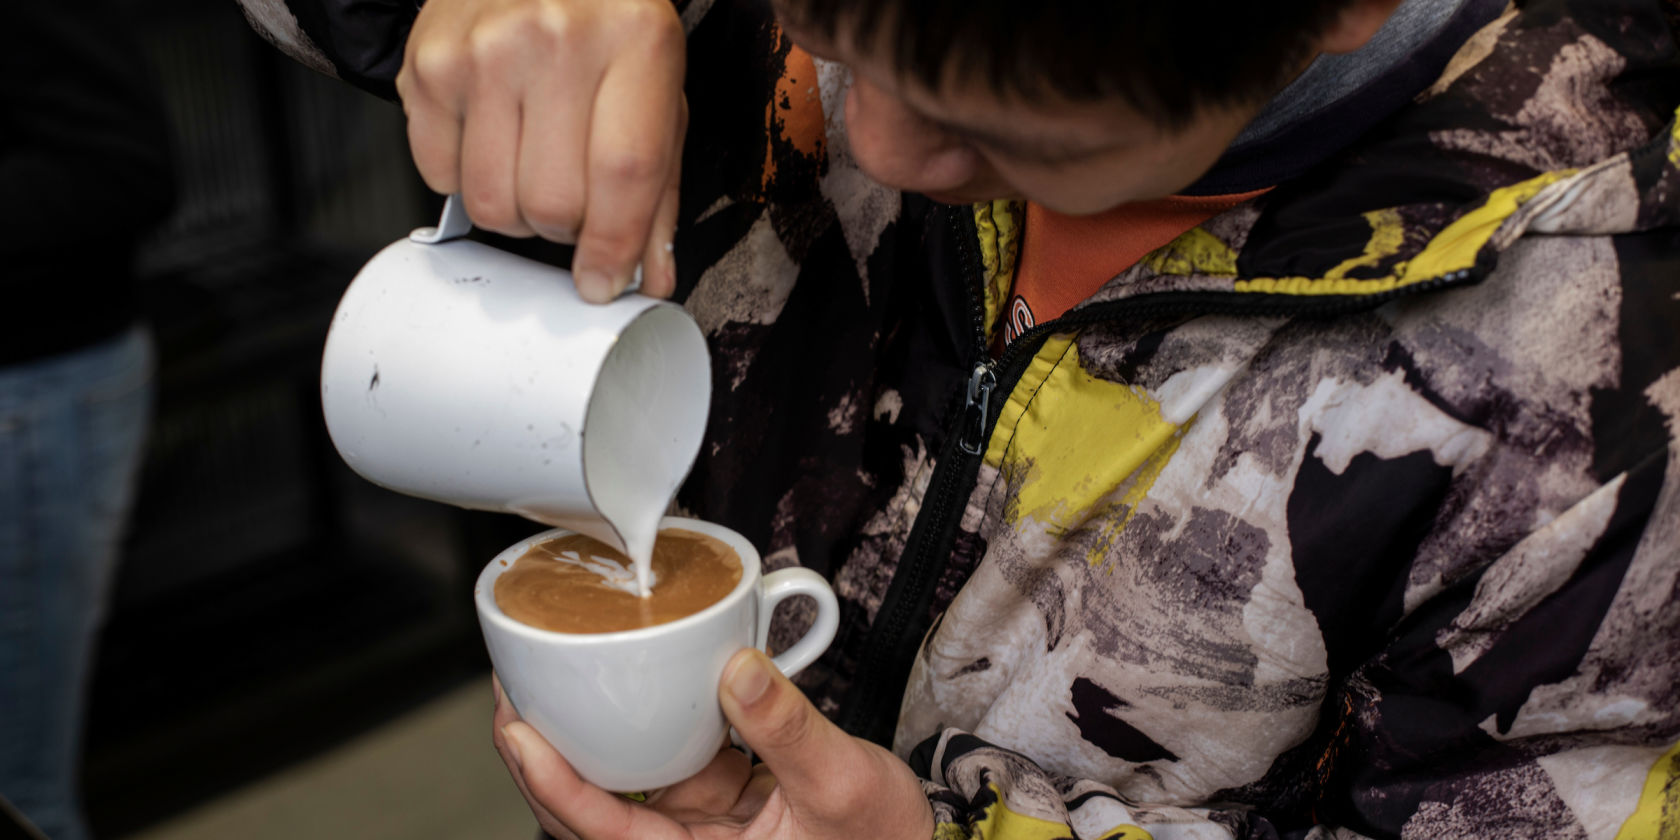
501,723,525,769
492,675,506,709
574,268,612,302
725,650,772,706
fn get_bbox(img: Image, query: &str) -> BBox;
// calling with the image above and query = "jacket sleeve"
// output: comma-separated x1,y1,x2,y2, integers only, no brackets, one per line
236,0,418,99
907,445,1680,840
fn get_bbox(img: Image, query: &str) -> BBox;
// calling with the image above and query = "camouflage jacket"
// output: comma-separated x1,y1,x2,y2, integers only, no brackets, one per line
246,0,1680,836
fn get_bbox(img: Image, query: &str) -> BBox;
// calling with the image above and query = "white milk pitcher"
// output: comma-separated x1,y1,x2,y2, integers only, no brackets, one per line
320,196,711,567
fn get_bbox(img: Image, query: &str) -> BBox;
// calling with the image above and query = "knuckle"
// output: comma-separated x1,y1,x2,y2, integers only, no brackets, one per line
534,2,583,45
467,16,529,71
411,149,459,194
464,188,518,232
605,0,650,31
642,10,685,51
760,699,816,750
598,149,660,185
409,41,467,89
618,0,676,35
580,224,642,268
522,192,583,236
465,30,500,69
394,67,416,101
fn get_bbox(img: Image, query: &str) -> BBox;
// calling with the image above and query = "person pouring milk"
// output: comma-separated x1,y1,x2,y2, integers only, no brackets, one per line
255,0,1680,836
304,0,929,832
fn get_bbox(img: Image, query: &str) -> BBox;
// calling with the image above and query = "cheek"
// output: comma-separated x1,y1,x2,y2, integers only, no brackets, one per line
841,84,870,148
842,84,899,177
844,84,984,193
844,83,916,164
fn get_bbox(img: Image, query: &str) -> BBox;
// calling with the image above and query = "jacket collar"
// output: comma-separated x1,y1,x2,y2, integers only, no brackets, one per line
1074,0,1680,310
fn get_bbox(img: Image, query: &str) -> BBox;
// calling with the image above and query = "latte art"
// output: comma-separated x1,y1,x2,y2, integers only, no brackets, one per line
494,529,742,633
545,546,658,595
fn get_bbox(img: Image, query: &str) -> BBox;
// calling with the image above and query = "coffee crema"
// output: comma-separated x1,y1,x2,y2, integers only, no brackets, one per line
494,529,742,633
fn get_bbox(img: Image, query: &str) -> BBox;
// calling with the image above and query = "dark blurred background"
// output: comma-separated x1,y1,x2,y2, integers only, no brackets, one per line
49,0,539,835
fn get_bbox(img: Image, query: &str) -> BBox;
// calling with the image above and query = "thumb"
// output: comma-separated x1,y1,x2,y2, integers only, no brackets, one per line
719,648,853,794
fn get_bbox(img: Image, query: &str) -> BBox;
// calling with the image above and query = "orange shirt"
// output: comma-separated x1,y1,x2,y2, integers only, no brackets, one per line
1000,190,1270,348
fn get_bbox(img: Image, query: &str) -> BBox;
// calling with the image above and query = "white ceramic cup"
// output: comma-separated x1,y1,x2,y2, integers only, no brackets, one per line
320,197,710,559
475,517,840,792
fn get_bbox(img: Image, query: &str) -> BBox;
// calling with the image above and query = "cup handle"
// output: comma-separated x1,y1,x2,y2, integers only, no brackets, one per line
756,567,840,678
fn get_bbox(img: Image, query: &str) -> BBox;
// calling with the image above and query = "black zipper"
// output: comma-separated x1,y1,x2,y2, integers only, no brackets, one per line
838,206,1482,745
837,206,991,743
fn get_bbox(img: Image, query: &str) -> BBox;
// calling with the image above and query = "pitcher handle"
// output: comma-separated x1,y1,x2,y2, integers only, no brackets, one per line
407,193,642,291
410,193,474,244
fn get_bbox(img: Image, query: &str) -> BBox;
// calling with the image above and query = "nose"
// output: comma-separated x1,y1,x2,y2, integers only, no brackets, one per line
843,78,979,194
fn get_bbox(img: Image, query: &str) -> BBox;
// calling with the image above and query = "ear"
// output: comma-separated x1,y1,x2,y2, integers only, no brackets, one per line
1316,0,1406,55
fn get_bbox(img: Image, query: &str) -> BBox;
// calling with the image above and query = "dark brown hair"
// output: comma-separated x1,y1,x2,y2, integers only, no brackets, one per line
776,0,1361,127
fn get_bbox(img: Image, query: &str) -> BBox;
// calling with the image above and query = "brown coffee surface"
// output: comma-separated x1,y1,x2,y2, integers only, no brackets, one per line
494,529,742,633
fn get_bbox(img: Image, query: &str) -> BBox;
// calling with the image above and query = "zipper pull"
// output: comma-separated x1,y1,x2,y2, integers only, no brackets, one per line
959,362,997,456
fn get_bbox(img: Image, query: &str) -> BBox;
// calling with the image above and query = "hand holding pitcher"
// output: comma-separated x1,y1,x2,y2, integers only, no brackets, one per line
395,0,688,301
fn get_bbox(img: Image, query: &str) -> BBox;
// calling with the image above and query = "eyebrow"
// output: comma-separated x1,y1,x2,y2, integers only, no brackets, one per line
775,13,1128,164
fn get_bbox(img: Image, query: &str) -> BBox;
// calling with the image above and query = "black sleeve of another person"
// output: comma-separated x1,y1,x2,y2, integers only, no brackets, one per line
0,2,174,364
260,0,417,100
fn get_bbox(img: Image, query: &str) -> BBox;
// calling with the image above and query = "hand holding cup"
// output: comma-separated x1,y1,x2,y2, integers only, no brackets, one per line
475,518,841,792
491,649,936,840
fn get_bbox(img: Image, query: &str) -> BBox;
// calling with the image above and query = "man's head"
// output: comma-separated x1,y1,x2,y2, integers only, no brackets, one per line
774,0,1405,212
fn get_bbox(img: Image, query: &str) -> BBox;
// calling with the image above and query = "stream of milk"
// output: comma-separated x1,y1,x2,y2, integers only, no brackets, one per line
570,307,701,599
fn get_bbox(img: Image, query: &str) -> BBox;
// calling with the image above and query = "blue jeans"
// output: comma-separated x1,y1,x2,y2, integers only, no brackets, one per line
0,328,154,840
